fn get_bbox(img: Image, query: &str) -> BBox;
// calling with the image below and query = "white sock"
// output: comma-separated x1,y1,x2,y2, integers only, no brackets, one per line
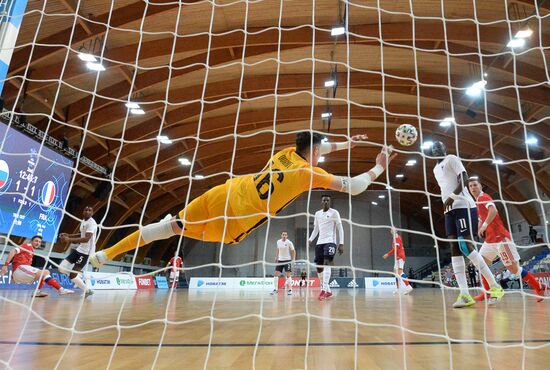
451,256,469,295
286,277,292,290
72,276,87,291
323,267,331,292
273,276,278,291
467,251,497,288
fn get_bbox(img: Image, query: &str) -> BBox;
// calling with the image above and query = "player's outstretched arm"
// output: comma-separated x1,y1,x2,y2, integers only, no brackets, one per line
320,134,368,155
1,249,17,275
326,146,397,195
479,204,498,237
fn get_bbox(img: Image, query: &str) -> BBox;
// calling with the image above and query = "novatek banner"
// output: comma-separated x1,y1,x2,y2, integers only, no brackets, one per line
364,277,397,289
533,272,550,286
189,277,275,290
278,277,320,289
135,276,155,289
155,276,169,289
86,272,137,290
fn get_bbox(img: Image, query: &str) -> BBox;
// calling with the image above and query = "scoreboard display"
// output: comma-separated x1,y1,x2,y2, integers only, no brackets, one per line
0,122,73,242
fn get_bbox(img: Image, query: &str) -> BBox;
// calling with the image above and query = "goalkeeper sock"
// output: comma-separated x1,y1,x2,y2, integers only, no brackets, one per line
104,230,146,260
467,251,497,288
451,256,469,296
273,276,278,291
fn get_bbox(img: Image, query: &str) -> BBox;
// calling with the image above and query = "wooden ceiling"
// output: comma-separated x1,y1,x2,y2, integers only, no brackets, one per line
2,0,549,260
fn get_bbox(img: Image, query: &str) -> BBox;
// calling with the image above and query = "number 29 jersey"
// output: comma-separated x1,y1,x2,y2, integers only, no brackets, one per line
229,147,334,238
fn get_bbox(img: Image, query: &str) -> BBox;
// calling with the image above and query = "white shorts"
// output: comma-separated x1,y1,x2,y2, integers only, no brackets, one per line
480,239,520,267
394,259,405,270
12,265,39,284
169,271,180,280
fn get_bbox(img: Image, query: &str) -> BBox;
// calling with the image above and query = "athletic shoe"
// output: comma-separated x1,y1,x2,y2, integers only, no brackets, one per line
59,288,75,295
270,289,278,295
33,290,48,298
536,283,547,303
84,289,94,298
453,293,475,308
90,250,109,268
487,286,504,305
287,289,292,296
318,290,327,300
324,291,333,300
404,285,413,295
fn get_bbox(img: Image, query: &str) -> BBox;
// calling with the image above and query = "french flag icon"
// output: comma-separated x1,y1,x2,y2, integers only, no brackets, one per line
41,181,56,206
0,160,9,189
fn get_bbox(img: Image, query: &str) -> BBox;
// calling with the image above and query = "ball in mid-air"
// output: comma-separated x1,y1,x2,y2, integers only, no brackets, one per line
395,124,418,146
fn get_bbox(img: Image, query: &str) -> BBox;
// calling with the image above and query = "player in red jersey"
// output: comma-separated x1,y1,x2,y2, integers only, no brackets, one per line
1,235,74,297
166,253,183,288
383,228,413,294
468,179,547,302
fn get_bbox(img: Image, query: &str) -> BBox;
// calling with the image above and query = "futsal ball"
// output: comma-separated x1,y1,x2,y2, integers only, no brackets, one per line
395,124,418,146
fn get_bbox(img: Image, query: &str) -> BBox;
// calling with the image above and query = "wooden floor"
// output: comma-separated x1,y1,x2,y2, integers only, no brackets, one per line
0,288,548,369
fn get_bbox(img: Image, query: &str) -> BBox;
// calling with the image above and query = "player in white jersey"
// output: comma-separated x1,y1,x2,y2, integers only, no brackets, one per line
271,231,296,296
431,142,503,308
309,195,344,300
58,206,97,298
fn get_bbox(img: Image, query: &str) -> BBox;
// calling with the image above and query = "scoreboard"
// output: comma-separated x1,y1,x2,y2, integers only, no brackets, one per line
0,122,73,242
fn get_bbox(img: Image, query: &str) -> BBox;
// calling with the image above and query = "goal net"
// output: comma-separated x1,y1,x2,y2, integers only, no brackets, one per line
0,0,548,369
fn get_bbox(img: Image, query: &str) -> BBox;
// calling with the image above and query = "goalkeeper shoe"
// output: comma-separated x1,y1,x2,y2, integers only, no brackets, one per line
453,293,475,308
90,251,109,268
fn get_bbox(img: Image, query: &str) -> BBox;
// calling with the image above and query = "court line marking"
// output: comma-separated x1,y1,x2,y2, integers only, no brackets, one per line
0,339,548,348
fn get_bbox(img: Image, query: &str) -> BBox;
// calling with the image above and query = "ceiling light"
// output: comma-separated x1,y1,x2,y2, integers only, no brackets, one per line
439,117,454,127
507,38,526,49
483,73,488,77
492,159,503,165
371,201,378,206
318,156,325,163
157,135,172,144
422,206,429,210
178,157,191,166
378,195,385,199
515,29,533,39
469,176,479,180
78,53,97,62
324,79,335,87
195,174,204,179
331,26,345,36
130,108,145,115
86,62,105,71
525,137,538,145
321,112,332,118
465,80,487,97
395,174,405,178
421,141,433,150
406,159,417,166
125,102,140,109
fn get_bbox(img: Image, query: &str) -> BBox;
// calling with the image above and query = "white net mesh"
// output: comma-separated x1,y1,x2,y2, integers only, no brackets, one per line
0,0,549,369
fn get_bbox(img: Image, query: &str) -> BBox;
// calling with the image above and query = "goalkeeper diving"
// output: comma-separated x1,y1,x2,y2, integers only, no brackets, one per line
91,132,396,267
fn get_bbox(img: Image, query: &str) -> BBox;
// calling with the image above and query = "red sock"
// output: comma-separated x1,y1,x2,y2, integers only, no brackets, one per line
482,275,490,291
522,272,541,290
45,277,62,290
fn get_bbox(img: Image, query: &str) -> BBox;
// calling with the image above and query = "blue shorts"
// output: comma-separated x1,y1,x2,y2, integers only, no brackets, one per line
444,208,478,238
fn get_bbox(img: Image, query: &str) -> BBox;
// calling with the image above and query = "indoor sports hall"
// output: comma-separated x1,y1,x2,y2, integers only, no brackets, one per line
0,0,548,369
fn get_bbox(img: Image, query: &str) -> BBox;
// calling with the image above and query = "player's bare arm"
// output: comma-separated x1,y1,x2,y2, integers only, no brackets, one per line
479,205,498,238
325,146,397,194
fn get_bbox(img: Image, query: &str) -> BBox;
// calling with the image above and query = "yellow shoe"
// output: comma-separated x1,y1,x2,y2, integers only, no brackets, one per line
488,286,504,305
453,293,475,308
